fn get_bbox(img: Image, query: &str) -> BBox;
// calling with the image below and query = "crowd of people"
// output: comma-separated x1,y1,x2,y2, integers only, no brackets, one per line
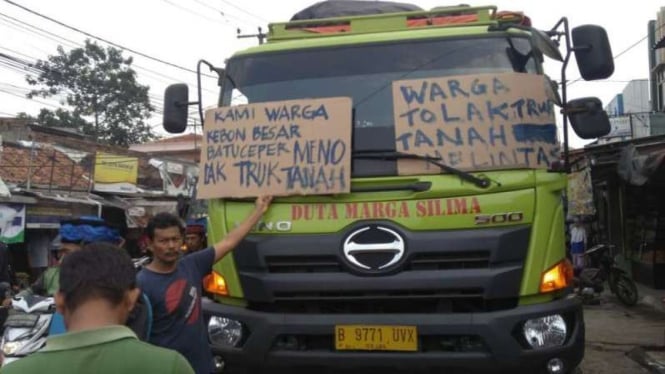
1,195,272,374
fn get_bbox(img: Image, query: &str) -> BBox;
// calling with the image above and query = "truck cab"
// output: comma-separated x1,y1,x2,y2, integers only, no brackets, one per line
163,2,613,373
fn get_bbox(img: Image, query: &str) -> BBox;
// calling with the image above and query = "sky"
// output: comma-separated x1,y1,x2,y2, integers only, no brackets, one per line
0,0,662,149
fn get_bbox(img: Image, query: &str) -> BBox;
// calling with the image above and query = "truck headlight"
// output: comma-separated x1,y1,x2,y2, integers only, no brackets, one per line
208,316,243,347
523,314,567,349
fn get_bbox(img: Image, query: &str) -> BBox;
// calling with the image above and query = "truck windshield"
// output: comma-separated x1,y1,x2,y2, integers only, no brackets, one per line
221,36,539,177
222,36,537,121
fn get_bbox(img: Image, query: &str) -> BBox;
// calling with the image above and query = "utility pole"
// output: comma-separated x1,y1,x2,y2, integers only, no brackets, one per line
93,95,99,142
26,137,34,191
48,149,56,192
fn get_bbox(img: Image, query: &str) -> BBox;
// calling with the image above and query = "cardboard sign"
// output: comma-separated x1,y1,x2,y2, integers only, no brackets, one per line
198,97,352,199
392,73,559,174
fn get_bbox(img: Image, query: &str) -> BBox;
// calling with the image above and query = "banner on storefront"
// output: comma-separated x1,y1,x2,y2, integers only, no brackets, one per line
567,168,595,216
93,152,139,193
0,204,25,244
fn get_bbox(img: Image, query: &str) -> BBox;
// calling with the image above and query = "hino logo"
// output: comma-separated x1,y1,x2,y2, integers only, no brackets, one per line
343,226,405,271
246,221,293,232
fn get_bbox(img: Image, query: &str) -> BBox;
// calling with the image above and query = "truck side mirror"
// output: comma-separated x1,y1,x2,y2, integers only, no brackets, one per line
566,97,610,139
163,84,189,134
572,25,614,80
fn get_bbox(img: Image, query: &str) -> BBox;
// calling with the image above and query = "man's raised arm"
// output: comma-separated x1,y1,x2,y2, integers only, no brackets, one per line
213,195,272,262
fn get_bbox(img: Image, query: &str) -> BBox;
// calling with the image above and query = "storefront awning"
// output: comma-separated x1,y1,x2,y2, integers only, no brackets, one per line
0,194,38,204
617,145,665,186
27,191,124,208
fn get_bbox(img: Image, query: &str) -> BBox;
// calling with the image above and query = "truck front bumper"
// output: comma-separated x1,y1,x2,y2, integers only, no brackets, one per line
203,296,584,373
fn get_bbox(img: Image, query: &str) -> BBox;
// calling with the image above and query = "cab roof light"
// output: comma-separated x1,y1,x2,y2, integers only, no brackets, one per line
269,5,505,41
272,7,530,41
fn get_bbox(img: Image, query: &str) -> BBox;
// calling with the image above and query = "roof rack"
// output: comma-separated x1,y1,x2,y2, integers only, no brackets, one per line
268,5,502,42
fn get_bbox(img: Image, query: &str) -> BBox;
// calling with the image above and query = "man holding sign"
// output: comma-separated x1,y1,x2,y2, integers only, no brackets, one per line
137,195,272,374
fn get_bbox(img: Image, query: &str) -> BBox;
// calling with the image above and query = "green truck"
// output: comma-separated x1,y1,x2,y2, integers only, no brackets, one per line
163,2,613,373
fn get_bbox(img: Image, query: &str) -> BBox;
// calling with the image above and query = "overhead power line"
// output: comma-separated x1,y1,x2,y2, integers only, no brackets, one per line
188,0,264,27
0,11,78,49
0,50,203,123
3,0,217,79
0,13,218,96
217,0,269,23
0,51,43,75
0,87,60,108
161,0,227,25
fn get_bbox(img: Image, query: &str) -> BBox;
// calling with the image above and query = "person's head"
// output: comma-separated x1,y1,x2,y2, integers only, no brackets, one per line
55,242,139,325
146,212,185,266
185,224,206,253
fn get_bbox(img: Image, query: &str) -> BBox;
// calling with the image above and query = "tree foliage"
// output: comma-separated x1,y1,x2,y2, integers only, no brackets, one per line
27,40,155,146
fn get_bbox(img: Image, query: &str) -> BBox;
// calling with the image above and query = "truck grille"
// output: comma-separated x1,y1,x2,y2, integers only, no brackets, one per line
234,225,530,314
266,251,491,273
251,288,517,314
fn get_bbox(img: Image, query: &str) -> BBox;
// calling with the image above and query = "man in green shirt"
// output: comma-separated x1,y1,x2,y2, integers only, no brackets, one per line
2,242,194,374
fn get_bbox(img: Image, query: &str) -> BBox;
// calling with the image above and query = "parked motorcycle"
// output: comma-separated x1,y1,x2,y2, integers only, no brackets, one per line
574,244,639,307
0,295,55,366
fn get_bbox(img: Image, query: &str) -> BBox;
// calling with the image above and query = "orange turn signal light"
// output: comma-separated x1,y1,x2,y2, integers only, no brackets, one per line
540,259,573,293
203,271,229,296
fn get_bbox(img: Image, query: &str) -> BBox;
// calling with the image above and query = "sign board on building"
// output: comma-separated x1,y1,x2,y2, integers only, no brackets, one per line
125,201,177,228
94,152,139,193
25,204,93,228
392,72,559,174
25,205,69,228
605,116,632,138
156,160,198,197
198,97,353,199
166,162,184,174
128,207,146,217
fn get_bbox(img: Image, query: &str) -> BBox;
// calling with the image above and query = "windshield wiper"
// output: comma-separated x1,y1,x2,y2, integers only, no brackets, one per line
353,151,493,189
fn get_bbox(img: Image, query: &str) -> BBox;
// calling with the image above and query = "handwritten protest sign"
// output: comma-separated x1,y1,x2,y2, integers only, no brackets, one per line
198,97,352,199
392,72,558,175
